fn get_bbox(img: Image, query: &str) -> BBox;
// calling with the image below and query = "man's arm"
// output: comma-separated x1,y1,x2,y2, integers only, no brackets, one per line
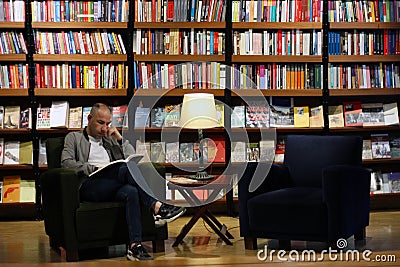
61,132,97,176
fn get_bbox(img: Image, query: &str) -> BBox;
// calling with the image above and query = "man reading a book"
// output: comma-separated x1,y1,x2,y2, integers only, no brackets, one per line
61,103,185,261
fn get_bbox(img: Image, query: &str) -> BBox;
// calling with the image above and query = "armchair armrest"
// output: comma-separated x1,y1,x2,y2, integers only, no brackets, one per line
40,168,81,249
322,165,371,241
238,162,291,237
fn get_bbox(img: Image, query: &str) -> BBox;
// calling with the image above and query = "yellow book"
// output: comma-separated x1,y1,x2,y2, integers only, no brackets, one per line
19,141,33,165
2,175,21,203
83,65,88,88
294,106,310,127
117,63,123,89
111,32,121,54
20,180,36,203
215,103,224,127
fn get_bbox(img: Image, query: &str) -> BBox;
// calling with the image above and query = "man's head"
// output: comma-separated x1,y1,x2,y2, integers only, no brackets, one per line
86,103,112,139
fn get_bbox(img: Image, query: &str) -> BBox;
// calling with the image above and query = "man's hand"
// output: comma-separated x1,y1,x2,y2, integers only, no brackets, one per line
107,126,122,141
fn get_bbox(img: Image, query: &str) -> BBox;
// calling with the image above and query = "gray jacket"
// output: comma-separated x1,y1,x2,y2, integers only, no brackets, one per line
61,129,135,176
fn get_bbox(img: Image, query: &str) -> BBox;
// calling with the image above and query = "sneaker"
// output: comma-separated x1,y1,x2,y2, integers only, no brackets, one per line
127,243,153,261
154,203,186,223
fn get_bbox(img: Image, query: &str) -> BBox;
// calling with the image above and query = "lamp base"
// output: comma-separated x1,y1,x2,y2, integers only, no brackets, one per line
189,171,214,180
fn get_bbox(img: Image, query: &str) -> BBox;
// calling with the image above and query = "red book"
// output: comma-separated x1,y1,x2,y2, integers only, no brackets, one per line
208,137,225,163
168,64,175,89
277,30,282,55
383,30,389,55
167,0,174,21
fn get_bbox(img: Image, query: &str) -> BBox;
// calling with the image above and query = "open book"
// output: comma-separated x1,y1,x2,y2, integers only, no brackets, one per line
89,154,144,178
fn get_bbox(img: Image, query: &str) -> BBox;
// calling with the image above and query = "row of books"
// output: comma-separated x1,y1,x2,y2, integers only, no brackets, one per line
133,29,225,55
34,63,128,89
0,64,29,89
328,0,400,22
231,64,323,90
135,0,226,22
0,31,28,55
328,102,399,128
231,101,324,128
0,103,127,130
231,140,276,163
133,61,227,89
0,139,33,165
33,30,126,55
362,133,400,160
233,29,322,56
232,0,323,22
134,103,224,128
371,171,400,195
328,63,400,89
0,176,35,203
0,0,25,22
135,138,225,163
0,106,31,129
31,0,130,22
328,30,400,56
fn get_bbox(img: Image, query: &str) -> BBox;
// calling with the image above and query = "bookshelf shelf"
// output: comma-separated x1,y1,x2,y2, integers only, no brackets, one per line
329,55,400,63
232,22,323,29
134,22,226,29
329,89,400,96
363,158,400,165
0,22,25,28
231,55,322,63
33,54,127,62
232,127,325,133
328,126,400,132
0,165,34,170
136,127,225,133
133,54,225,62
134,88,225,97
0,129,31,135
0,55,27,61
329,22,400,30
35,88,127,96
0,89,29,96
32,22,128,29
232,89,323,97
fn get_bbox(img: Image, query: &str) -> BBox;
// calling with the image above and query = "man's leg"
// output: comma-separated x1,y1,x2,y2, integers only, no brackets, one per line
115,184,143,244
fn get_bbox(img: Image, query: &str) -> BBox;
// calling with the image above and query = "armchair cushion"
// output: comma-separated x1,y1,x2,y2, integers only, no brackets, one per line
248,187,326,241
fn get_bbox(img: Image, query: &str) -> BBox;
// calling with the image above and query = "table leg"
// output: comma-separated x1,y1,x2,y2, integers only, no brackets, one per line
172,205,208,247
201,213,233,245
204,209,235,239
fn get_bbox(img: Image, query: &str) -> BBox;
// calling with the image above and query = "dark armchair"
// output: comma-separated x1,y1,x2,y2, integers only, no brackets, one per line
239,135,370,250
40,137,168,261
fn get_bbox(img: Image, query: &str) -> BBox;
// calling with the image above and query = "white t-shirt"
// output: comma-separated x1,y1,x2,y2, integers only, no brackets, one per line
88,136,110,168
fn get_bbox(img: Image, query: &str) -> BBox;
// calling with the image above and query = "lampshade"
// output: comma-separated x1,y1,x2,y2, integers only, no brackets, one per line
179,93,219,129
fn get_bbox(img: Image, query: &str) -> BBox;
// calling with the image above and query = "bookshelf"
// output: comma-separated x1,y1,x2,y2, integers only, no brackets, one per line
1,0,400,219
326,0,400,208
0,1,35,218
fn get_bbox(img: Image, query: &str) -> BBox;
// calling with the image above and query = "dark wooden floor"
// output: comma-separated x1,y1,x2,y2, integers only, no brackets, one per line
0,211,400,266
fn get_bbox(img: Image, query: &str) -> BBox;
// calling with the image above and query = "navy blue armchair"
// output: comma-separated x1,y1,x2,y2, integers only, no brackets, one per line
238,135,370,250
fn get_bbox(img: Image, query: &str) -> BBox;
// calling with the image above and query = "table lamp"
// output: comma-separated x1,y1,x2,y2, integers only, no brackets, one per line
179,93,219,180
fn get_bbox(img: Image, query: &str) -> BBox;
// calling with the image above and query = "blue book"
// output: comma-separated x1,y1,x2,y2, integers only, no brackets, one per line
210,31,214,54
71,64,77,88
54,1,61,22
65,0,70,21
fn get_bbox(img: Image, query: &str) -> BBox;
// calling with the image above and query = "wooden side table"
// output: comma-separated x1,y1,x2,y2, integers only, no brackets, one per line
167,175,235,246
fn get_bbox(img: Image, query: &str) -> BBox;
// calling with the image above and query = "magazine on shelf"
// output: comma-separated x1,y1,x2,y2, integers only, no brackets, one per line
89,154,144,178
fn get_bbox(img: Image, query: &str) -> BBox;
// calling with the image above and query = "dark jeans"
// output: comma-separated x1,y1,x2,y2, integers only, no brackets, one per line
80,162,158,243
